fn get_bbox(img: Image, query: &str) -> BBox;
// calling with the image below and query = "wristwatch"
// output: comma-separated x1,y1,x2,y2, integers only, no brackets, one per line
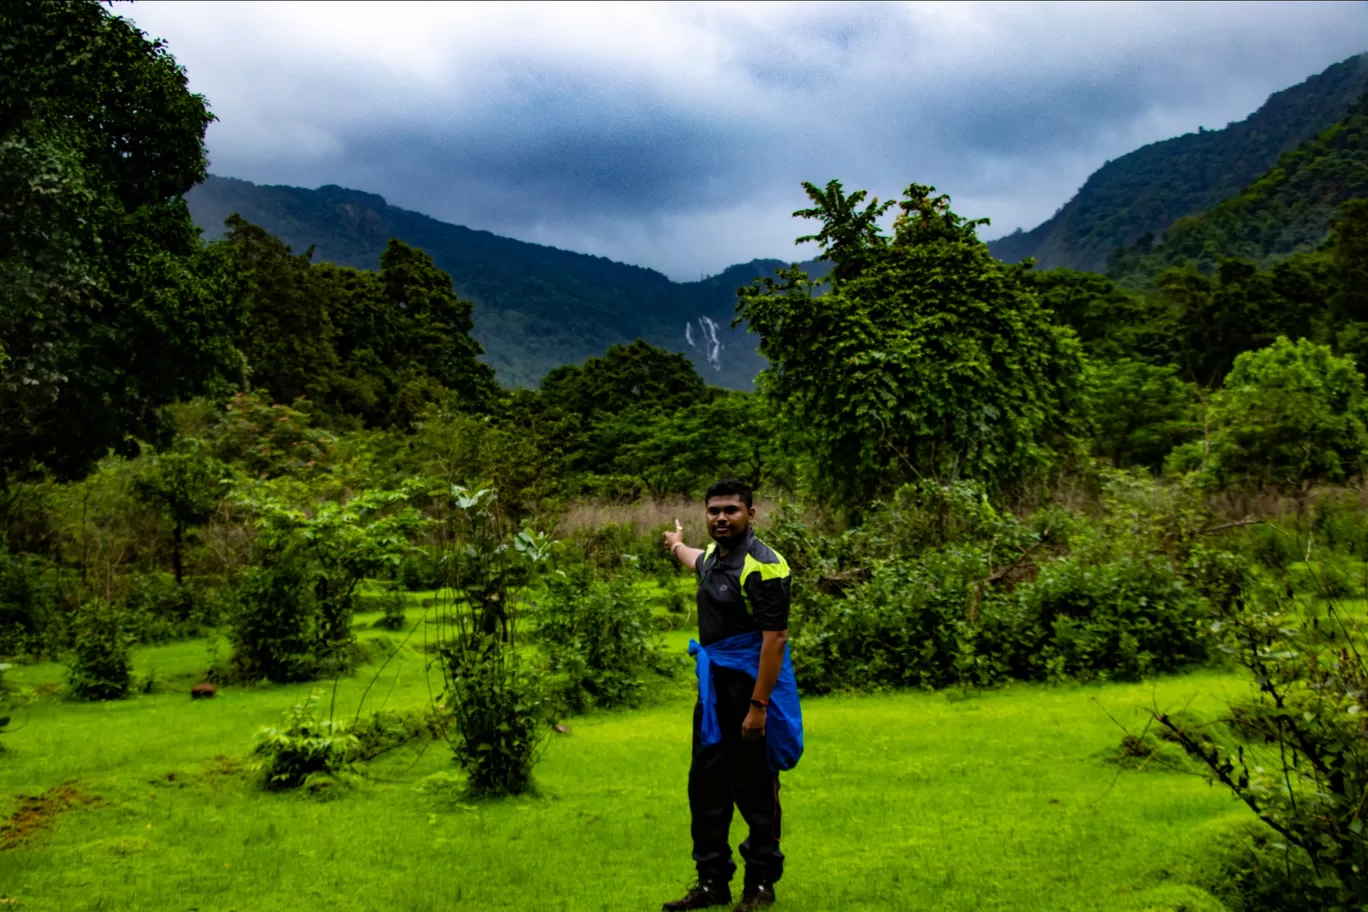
749,698,769,709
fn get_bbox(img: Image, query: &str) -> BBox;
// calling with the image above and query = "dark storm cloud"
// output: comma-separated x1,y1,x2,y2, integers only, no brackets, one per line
124,1,1368,279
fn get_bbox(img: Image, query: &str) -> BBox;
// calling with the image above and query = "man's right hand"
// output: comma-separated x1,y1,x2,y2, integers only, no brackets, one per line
663,518,684,552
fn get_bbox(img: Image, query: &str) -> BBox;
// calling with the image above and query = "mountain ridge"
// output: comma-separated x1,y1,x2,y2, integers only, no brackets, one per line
188,175,794,389
989,53,1368,271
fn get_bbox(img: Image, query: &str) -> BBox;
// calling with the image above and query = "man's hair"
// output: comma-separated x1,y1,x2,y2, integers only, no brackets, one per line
705,478,753,508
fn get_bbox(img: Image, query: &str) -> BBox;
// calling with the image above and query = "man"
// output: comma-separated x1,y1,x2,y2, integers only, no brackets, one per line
661,479,802,912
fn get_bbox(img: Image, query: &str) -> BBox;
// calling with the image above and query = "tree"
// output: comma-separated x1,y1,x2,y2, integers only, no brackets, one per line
0,0,244,483
540,339,706,420
132,438,227,585
1202,337,1368,491
793,179,894,282
1086,359,1199,470
738,183,1087,513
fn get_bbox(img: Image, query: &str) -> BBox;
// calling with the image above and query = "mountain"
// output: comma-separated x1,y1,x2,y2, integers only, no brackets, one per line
1107,97,1368,283
187,176,805,389
989,53,1368,272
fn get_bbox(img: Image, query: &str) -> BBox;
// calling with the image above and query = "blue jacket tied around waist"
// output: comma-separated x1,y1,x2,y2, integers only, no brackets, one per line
689,630,804,772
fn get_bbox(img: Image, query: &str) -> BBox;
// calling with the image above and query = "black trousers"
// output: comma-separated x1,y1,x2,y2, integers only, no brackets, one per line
689,665,784,885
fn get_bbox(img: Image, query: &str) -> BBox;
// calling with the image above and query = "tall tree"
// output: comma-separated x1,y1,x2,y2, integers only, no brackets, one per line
739,183,1086,513
0,0,243,483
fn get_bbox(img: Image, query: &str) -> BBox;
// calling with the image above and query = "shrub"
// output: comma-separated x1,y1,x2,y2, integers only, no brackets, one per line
539,570,667,712
1156,588,1368,908
441,646,550,796
397,548,445,591
1015,553,1206,682
790,546,1010,694
253,692,359,791
436,486,553,796
121,572,202,643
0,547,71,656
231,557,319,684
1201,337,1368,492
66,599,133,701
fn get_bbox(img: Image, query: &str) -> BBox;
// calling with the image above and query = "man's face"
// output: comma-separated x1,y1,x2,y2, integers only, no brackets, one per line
705,494,753,545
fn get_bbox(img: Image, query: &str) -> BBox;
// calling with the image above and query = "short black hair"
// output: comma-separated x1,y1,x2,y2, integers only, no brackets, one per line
705,478,753,508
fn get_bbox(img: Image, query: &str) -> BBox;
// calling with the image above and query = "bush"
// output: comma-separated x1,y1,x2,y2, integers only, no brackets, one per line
231,557,319,684
121,572,203,643
790,546,1011,693
441,645,550,797
1156,588,1368,908
397,548,444,591
66,599,133,701
539,570,667,712
0,547,71,656
1015,553,1206,682
436,486,554,796
253,692,359,791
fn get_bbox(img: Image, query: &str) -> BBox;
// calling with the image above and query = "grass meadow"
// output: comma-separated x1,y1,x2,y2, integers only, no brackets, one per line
0,593,1257,912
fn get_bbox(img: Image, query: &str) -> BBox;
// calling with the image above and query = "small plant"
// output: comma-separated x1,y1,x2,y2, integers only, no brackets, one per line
253,691,359,791
540,570,667,712
66,599,133,701
1155,582,1368,907
434,486,553,797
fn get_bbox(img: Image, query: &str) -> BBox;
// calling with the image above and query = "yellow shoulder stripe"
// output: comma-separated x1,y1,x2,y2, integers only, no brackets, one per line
742,551,790,585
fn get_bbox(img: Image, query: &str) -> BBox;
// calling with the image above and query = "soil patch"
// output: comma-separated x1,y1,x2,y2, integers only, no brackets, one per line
1,785,99,849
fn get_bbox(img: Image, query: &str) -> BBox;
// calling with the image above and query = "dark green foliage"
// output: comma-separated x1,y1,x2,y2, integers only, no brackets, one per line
540,340,707,423
253,692,359,791
0,547,70,656
441,645,550,797
1013,553,1205,682
739,184,1087,513
1155,587,1368,909
120,572,204,644
232,557,318,684
539,569,667,712
0,0,244,483
1108,97,1368,283
435,487,553,796
990,53,1368,272
222,218,497,428
229,480,425,681
132,439,226,585
397,548,444,591
66,599,132,701
188,177,784,389
1086,359,1198,469
1200,337,1368,491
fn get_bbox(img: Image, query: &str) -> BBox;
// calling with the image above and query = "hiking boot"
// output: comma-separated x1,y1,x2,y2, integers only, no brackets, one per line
662,880,732,910
734,882,776,911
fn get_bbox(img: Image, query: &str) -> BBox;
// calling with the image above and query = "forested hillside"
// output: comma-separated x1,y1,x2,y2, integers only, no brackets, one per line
1106,97,1368,282
188,176,800,388
989,53,1368,271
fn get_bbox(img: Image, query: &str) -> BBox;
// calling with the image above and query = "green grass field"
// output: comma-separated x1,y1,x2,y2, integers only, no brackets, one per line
0,599,1257,912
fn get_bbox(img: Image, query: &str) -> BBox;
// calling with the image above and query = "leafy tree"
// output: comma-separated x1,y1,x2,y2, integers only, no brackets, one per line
1201,337,1368,491
793,179,893,282
221,216,340,407
540,339,706,421
1086,359,1198,470
0,0,244,483
132,439,227,585
232,478,426,677
738,183,1087,512
605,391,784,498
222,220,497,428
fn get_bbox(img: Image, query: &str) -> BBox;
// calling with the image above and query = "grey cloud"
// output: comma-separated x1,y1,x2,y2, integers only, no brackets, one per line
128,1,1368,278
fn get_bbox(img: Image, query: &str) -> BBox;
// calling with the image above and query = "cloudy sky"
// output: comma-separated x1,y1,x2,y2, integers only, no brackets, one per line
123,0,1368,281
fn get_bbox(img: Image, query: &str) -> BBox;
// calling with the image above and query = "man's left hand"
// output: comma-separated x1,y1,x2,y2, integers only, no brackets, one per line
742,705,767,741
